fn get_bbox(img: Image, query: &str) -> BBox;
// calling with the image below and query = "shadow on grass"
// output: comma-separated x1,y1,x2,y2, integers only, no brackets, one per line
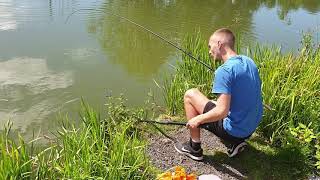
203,136,310,180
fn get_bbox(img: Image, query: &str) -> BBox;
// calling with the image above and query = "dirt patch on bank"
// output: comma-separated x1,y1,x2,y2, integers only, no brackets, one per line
146,128,248,180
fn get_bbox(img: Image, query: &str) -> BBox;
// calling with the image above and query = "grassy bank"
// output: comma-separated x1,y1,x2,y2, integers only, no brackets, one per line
0,96,154,179
1,33,319,178
163,32,320,173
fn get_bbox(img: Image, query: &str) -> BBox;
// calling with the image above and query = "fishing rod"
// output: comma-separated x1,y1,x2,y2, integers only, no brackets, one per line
139,119,206,142
139,119,206,127
66,8,273,111
139,119,186,126
65,8,214,72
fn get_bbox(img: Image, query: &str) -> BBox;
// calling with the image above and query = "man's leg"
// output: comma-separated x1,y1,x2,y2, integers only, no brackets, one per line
173,88,210,161
183,88,209,142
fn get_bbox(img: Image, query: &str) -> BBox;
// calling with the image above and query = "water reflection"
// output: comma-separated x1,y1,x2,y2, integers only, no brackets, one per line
0,0,319,135
89,0,260,77
0,0,17,31
274,0,320,17
89,0,319,76
88,2,173,77
0,58,74,131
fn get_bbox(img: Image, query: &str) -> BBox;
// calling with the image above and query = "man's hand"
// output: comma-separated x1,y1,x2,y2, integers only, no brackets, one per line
186,116,202,129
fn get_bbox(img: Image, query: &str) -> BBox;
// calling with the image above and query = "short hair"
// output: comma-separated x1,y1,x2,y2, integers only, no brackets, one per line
213,28,235,49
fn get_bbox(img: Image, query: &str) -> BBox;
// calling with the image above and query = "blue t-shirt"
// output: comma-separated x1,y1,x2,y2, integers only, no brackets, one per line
212,55,263,138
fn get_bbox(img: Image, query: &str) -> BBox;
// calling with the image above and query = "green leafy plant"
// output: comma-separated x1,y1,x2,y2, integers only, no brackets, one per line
287,123,320,171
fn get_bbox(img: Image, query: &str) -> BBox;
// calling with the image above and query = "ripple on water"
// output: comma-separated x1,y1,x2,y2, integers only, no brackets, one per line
0,57,74,132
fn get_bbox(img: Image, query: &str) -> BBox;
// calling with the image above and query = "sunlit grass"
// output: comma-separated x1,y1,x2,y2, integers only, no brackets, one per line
0,97,154,179
163,33,219,115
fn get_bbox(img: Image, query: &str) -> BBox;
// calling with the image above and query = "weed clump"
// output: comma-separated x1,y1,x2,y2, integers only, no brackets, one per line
0,96,154,179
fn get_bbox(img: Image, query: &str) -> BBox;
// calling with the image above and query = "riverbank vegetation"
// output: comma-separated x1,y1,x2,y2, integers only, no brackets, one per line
163,32,320,173
0,33,319,178
0,97,154,179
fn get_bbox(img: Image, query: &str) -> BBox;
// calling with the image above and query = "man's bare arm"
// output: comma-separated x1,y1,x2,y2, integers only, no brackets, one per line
198,94,231,124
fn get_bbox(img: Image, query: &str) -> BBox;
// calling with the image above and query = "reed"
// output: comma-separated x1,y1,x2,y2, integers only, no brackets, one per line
164,33,220,115
250,42,320,141
0,122,34,179
0,97,153,179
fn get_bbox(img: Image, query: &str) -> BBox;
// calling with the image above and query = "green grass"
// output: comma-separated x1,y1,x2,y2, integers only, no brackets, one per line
0,97,154,179
250,40,320,141
206,134,310,179
0,123,34,179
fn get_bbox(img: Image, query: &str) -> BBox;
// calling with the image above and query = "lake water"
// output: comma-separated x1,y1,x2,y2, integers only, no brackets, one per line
0,0,319,136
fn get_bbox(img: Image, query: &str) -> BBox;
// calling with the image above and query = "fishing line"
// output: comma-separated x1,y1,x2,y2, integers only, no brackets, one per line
65,8,214,72
139,119,206,128
150,123,177,142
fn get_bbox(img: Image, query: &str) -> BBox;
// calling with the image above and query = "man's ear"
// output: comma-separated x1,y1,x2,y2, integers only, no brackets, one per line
217,41,223,49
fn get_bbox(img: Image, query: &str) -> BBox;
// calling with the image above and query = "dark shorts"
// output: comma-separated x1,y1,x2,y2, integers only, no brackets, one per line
201,101,251,144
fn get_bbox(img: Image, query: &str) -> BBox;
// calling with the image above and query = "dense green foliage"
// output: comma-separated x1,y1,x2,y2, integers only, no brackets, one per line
287,122,320,170
0,97,153,179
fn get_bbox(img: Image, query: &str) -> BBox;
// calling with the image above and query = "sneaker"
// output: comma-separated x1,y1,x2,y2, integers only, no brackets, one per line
227,141,247,157
174,141,203,161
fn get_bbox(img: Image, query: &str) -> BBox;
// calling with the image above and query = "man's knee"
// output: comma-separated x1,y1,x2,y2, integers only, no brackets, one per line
184,88,200,102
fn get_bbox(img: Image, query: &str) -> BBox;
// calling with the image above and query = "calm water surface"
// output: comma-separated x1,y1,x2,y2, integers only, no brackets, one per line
0,0,319,136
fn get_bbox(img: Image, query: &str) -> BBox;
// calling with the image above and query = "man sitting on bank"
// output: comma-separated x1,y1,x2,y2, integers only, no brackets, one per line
174,28,263,161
